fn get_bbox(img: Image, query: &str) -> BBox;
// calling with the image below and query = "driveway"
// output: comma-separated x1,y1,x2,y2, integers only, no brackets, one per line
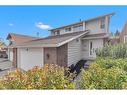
0,58,15,77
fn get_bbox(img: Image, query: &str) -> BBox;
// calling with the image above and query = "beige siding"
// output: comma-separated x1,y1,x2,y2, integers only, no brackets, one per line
85,17,109,34
82,39,104,59
68,38,82,66
50,16,110,36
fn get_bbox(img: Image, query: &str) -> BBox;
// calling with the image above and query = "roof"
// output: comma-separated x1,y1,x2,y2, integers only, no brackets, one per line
7,33,39,43
50,12,115,31
82,33,109,40
9,30,89,48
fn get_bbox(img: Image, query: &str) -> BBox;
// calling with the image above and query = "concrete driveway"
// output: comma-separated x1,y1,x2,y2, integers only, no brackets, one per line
0,58,14,77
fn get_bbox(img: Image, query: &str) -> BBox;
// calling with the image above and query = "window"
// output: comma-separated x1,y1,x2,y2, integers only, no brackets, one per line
57,31,60,35
52,30,60,36
65,27,71,32
73,25,83,32
100,18,105,29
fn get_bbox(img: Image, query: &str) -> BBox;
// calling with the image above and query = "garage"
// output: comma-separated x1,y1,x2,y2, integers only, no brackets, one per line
17,48,44,71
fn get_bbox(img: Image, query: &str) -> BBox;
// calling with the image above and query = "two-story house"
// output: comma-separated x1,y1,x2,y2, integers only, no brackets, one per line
7,13,114,71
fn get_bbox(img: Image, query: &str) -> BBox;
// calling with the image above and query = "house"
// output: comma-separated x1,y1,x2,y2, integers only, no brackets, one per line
7,33,39,66
7,13,114,71
0,42,7,58
119,22,127,43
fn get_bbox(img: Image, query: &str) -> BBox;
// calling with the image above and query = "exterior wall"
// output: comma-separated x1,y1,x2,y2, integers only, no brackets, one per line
17,48,44,71
68,38,82,66
44,44,68,67
51,16,109,36
81,40,89,59
57,44,68,67
85,17,109,34
44,47,57,65
82,38,104,59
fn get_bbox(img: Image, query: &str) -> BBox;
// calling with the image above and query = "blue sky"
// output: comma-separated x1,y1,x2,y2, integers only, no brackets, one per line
0,6,127,43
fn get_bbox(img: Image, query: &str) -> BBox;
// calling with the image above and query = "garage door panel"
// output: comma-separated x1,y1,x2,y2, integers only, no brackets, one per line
19,48,43,71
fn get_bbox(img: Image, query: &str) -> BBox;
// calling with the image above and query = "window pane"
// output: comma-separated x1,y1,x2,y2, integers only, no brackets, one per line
73,25,83,32
100,18,105,29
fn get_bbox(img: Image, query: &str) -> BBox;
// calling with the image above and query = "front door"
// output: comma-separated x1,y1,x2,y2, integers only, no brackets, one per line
89,40,95,57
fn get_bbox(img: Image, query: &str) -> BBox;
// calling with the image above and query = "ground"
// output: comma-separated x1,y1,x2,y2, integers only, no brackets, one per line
0,58,15,77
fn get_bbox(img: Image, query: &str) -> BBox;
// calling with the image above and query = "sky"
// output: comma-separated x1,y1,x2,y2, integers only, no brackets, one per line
0,6,127,43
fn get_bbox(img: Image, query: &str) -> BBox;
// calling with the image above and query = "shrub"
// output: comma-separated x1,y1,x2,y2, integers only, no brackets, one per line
78,58,127,89
96,43,127,59
0,64,75,89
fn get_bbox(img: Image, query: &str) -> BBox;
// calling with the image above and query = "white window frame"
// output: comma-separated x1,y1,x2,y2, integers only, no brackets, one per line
89,40,94,57
100,18,105,29
65,27,72,32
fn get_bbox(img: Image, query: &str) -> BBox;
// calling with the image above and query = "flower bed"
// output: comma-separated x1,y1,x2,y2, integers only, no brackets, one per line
0,64,75,89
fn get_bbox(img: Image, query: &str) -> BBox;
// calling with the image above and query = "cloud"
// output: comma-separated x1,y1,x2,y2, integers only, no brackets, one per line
36,22,52,30
8,23,14,26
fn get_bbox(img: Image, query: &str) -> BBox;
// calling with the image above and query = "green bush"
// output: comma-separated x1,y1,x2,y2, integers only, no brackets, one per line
96,43,127,59
78,58,127,89
0,64,75,89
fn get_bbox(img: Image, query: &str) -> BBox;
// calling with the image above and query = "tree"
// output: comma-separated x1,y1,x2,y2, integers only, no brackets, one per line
115,30,120,36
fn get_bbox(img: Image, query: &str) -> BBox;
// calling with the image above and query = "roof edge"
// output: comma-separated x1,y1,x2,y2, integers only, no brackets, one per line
57,30,89,47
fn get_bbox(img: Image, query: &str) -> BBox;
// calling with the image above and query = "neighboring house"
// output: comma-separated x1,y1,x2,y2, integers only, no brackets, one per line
7,33,38,66
7,13,114,71
0,42,7,58
119,22,127,43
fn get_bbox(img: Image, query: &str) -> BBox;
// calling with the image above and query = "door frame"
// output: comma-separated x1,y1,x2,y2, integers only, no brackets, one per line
89,40,94,57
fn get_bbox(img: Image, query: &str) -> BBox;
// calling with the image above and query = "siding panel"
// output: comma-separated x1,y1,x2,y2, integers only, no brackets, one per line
68,38,81,66
85,17,107,34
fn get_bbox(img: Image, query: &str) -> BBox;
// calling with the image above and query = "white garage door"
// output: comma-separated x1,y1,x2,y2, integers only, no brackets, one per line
18,48,43,71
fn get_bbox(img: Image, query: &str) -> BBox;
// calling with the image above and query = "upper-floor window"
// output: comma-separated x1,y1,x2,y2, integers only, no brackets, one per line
100,18,105,29
52,30,60,36
65,27,71,32
73,25,83,32
56,31,60,35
